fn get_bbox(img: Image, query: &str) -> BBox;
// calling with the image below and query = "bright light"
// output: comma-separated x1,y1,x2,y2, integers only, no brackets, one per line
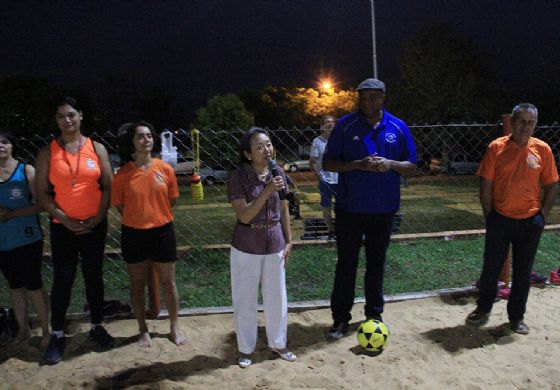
322,82,331,90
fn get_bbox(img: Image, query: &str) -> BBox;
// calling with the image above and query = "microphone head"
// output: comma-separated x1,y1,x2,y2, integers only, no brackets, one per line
268,159,278,170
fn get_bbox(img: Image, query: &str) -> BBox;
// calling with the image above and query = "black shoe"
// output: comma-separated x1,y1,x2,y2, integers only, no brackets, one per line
466,309,490,325
510,320,530,335
43,335,65,365
366,313,383,322
326,322,349,340
89,325,115,348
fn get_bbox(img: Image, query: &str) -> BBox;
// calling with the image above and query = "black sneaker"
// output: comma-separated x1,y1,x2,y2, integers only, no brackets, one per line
326,322,349,340
510,320,530,335
89,325,115,348
366,314,383,322
43,335,65,365
466,309,490,325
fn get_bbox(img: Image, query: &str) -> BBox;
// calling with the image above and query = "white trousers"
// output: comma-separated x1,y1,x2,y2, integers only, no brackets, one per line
230,247,288,354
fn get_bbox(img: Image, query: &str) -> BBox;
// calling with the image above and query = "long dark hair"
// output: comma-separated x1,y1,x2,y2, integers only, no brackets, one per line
238,127,270,165
117,121,160,163
54,96,82,113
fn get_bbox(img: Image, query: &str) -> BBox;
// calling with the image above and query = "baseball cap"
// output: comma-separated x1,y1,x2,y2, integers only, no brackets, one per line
356,78,386,93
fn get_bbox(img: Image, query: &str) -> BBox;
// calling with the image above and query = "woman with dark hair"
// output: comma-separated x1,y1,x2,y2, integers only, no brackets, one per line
112,121,185,347
227,127,295,368
0,132,49,348
35,96,114,364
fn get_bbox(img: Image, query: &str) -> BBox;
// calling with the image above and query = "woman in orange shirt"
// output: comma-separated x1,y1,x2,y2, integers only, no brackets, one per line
112,121,185,347
35,97,114,364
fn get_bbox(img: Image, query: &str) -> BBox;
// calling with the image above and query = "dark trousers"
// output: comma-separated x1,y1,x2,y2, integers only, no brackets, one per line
477,210,544,321
50,219,107,330
330,209,394,324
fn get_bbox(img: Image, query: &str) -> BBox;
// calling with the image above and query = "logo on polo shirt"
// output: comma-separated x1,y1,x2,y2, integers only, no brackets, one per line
527,154,540,169
86,159,97,169
385,133,397,143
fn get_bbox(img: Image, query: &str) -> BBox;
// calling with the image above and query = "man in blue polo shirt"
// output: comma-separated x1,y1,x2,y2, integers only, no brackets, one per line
323,78,417,339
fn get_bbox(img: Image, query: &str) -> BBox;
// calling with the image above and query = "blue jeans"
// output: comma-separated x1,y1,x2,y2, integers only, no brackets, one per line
477,210,544,321
318,180,337,208
330,209,394,324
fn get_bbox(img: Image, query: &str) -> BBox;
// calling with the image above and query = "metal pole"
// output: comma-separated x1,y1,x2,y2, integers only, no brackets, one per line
370,0,378,78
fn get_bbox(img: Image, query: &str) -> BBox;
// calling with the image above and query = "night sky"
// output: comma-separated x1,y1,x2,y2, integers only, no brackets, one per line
1,0,559,115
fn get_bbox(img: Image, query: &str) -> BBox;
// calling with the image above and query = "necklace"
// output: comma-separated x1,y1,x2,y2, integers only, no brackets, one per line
62,136,83,188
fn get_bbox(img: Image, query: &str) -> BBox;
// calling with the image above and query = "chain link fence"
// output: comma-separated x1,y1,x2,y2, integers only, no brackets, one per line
6,122,560,307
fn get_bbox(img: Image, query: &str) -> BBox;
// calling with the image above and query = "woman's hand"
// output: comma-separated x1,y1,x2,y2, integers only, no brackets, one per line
266,175,285,196
81,215,102,230
0,208,6,223
61,216,92,235
283,242,292,268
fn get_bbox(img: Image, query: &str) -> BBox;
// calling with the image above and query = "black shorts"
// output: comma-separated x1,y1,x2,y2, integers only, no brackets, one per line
121,222,177,264
0,240,44,290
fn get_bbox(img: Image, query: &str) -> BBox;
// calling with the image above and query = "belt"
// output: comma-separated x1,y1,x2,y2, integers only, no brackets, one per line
238,221,280,230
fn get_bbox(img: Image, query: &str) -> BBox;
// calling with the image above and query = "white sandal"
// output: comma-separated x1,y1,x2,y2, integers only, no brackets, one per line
271,348,297,362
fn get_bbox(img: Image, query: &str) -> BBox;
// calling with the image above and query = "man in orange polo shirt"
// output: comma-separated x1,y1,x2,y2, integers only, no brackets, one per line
466,103,558,334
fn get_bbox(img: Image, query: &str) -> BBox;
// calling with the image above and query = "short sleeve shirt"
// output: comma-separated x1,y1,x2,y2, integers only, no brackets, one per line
324,109,417,214
477,136,559,219
227,163,288,254
310,136,338,184
112,158,179,229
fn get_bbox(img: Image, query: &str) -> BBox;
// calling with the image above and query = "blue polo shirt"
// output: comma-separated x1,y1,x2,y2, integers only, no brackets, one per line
324,109,417,214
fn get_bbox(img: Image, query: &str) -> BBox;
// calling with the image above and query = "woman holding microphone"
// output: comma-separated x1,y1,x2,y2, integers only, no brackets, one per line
227,127,295,368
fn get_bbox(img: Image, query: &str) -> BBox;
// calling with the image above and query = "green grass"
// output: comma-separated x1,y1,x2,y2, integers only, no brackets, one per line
2,232,559,313
2,176,559,313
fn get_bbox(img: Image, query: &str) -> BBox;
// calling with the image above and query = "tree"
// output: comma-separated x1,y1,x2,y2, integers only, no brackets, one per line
193,93,254,130
289,87,357,124
193,94,254,169
394,23,497,123
240,86,357,128
239,86,308,128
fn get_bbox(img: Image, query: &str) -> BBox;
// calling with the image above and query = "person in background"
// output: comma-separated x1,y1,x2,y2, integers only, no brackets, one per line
466,103,558,334
323,78,417,339
227,127,296,368
310,115,338,238
35,96,114,364
0,132,49,348
112,121,186,347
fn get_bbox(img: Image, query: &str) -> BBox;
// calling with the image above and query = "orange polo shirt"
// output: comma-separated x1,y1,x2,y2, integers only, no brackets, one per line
49,138,102,221
112,158,179,229
477,136,558,219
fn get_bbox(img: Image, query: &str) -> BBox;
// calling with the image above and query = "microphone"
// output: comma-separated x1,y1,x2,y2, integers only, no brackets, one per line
268,159,287,200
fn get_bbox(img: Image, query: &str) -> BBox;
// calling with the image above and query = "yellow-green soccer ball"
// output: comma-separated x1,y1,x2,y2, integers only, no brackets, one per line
357,319,390,352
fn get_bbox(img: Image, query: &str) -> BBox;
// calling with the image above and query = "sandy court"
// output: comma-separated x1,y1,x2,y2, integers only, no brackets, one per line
1,287,559,389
